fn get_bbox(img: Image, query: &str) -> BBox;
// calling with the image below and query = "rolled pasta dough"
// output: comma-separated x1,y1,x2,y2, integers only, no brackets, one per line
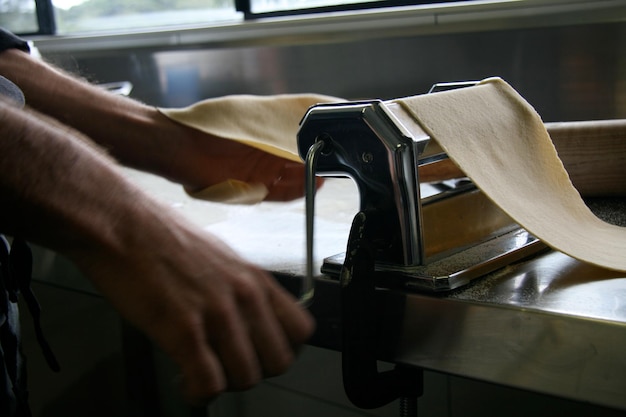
396,77,626,272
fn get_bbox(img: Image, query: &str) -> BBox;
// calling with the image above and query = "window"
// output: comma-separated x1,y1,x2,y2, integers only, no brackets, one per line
3,0,464,35
53,0,239,34
0,0,54,35
0,0,240,35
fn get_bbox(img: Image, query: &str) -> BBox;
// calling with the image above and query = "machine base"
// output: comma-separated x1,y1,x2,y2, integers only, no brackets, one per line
321,228,547,292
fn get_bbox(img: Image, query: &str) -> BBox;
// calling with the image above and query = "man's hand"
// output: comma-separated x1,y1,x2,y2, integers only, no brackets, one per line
163,122,322,202
78,212,315,402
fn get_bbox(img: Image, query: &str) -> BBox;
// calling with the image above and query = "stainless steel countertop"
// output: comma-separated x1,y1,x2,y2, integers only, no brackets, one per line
397,252,626,411
34,169,626,411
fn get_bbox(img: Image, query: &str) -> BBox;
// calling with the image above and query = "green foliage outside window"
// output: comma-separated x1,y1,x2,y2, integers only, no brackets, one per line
0,0,38,34
55,0,236,33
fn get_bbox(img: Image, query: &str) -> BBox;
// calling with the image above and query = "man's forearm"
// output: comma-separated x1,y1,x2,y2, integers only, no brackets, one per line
0,100,153,259
0,48,182,178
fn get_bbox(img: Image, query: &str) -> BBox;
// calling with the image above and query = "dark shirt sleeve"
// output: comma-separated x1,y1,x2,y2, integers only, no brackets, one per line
0,27,30,54
0,28,28,106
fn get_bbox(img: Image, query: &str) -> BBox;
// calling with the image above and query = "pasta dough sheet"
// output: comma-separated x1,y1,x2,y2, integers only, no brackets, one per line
159,82,625,272
395,77,626,272
159,93,341,204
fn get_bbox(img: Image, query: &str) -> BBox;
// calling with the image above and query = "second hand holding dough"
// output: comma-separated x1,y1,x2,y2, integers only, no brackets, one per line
159,94,342,204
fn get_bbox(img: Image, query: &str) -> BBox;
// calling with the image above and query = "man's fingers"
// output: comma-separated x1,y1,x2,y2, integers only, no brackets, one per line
266,280,316,347
208,300,263,390
157,318,228,403
217,272,315,385
241,288,296,377
265,161,324,201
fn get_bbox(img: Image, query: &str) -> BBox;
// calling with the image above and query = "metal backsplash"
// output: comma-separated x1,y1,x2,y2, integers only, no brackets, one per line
42,21,625,123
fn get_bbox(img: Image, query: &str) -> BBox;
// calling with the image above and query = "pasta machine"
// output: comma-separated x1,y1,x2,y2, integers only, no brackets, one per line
296,88,548,412
297,97,546,293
